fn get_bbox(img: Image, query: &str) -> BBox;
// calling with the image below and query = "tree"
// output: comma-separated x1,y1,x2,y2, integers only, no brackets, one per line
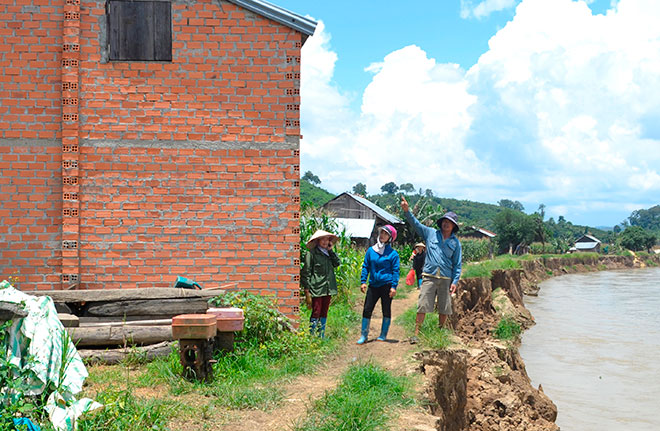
533,204,548,249
619,226,657,252
494,209,536,254
425,189,434,198
380,182,399,194
613,225,621,234
498,199,525,212
302,171,321,185
399,183,415,194
628,205,660,231
352,182,367,196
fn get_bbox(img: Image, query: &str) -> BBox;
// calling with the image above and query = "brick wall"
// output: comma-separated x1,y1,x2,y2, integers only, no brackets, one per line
0,0,306,319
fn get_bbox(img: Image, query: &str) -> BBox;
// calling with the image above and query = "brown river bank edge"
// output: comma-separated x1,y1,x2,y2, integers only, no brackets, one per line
417,254,660,431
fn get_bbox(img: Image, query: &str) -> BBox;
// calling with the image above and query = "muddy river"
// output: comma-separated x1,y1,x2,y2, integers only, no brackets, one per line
520,267,660,430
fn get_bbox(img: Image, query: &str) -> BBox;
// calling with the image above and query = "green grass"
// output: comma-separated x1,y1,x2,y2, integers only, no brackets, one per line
395,307,454,350
78,387,178,431
86,301,361,413
462,255,522,279
493,316,521,341
293,362,414,431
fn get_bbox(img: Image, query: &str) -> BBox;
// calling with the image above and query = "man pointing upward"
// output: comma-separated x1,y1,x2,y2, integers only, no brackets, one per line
401,196,462,341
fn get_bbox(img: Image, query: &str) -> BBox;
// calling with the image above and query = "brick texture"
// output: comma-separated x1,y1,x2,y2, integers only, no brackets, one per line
0,143,63,289
0,0,306,320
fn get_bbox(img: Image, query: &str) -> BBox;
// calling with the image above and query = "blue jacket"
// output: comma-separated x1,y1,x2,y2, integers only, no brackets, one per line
405,210,462,285
360,245,400,289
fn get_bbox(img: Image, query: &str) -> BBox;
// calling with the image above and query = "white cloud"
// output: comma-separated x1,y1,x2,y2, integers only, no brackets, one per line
464,0,660,223
301,29,507,196
460,0,518,19
300,0,660,225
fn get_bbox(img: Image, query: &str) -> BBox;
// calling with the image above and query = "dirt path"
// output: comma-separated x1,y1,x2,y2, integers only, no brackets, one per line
220,288,439,431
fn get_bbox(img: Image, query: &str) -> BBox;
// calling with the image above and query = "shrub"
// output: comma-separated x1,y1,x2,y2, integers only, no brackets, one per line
493,316,521,340
529,242,555,255
209,291,293,348
461,238,492,262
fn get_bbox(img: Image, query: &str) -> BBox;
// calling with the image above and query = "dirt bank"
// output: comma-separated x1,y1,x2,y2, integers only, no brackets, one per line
418,254,660,431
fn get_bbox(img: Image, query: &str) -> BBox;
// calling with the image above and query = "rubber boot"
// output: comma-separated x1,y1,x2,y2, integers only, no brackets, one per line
319,318,327,338
309,318,319,336
356,317,370,344
376,317,391,341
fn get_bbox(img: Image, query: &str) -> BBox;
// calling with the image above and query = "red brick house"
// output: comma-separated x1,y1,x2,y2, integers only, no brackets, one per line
0,0,316,319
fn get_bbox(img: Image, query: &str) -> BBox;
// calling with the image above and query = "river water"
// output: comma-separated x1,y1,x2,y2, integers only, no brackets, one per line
520,267,660,431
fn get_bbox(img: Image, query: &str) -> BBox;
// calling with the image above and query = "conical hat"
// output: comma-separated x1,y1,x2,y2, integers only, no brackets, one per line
306,230,339,248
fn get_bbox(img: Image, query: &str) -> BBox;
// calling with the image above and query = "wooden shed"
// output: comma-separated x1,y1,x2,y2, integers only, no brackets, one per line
323,193,403,245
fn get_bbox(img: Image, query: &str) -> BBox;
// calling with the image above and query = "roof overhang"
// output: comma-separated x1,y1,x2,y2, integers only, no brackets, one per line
226,0,317,43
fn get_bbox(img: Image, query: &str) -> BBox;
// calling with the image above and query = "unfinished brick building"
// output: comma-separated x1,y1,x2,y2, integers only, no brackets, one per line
0,0,316,319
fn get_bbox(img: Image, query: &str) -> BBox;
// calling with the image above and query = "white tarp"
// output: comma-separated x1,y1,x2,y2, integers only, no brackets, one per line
0,280,101,430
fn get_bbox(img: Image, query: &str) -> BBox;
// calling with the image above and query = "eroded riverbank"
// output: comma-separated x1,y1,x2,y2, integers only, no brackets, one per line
415,254,660,431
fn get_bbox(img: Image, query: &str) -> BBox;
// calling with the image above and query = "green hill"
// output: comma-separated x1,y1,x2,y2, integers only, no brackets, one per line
300,179,335,207
299,183,618,244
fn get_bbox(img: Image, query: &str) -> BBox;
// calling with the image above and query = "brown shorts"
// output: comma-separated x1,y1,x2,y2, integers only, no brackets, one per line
417,276,452,315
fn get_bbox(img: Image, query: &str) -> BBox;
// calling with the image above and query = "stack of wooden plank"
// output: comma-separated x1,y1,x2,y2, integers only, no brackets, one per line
32,287,225,348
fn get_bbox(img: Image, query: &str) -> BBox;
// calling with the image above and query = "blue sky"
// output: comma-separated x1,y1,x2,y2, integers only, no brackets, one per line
276,0,659,227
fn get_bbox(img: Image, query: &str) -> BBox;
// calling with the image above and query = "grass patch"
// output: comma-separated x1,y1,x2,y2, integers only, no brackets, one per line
85,301,360,413
395,307,454,350
78,387,178,431
394,275,417,299
294,362,414,431
493,316,521,341
462,255,522,279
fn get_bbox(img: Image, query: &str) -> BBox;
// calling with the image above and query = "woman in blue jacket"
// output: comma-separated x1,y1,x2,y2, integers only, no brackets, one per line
357,224,400,344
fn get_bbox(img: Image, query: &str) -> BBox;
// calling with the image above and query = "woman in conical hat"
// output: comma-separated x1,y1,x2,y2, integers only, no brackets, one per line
301,230,340,338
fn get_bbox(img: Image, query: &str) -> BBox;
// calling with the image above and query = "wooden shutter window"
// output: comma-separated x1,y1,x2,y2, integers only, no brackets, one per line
108,0,172,61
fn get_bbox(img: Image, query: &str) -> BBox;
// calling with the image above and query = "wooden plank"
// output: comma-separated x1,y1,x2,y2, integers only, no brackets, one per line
30,287,224,303
85,297,209,317
58,313,79,328
79,341,173,365
67,325,173,347
80,318,172,328
153,1,172,61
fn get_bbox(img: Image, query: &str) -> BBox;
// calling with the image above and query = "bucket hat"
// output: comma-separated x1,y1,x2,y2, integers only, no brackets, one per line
437,211,459,233
306,229,339,249
414,242,426,249
378,224,397,242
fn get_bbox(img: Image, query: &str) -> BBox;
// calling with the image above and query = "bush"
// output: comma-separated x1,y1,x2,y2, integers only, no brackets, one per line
209,291,292,347
529,242,555,255
493,316,521,340
461,238,491,262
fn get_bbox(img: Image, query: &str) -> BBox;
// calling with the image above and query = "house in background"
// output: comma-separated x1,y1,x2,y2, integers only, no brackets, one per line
460,226,497,259
460,226,497,240
571,234,602,253
323,193,403,246
0,0,316,320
